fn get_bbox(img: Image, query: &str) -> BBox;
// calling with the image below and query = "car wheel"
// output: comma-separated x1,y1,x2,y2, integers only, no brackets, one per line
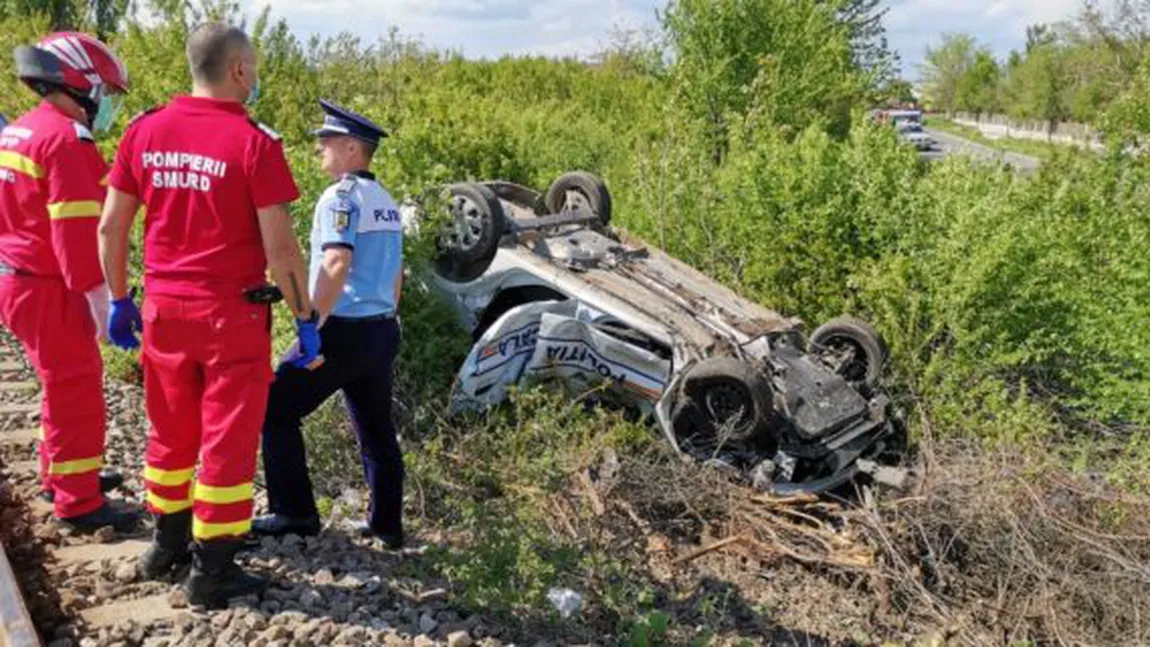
544,171,612,227
670,357,772,449
434,182,506,283
809,316,888,394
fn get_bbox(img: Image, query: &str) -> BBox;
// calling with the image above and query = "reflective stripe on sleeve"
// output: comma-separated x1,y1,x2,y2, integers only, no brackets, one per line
193,482,254,505
0,152,45,179
49,456,102,476
47,200,102,220
143,465,195,487
192,517,252,540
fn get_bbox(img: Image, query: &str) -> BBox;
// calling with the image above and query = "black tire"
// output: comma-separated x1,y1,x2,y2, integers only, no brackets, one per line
544,171,612,227
671,357,772,448
434,182,505,283
808,316,888,393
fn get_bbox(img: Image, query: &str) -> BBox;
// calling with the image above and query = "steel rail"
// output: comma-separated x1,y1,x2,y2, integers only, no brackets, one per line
0,534,39,647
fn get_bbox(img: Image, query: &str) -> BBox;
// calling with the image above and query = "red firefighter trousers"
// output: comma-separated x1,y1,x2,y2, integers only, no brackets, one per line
0,273,107,518
140,294,271,541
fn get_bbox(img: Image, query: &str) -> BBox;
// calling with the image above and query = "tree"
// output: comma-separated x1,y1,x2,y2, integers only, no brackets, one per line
834,0,897,86
1004,41,1069,130
1025,24,1055,53
955,50,1002,116
591,25,666,77
662,0,868,163
0,0,130,38
1104,56,1150,142
919,33,976,115
877,78,916,106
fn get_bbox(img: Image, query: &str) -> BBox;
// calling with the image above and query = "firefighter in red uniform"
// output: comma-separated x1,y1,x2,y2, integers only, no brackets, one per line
98,23,320,607
0,32,138,533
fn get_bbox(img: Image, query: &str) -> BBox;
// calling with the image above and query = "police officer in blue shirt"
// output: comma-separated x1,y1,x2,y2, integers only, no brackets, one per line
252,100,406,548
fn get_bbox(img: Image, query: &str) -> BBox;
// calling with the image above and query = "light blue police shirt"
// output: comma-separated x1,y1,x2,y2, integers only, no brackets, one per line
309,171,403,318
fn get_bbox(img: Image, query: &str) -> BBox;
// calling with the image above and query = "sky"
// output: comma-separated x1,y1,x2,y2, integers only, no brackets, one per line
239,0,1100,80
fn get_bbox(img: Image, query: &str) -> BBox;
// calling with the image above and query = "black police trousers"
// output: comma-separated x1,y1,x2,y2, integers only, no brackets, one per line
261,316,402,535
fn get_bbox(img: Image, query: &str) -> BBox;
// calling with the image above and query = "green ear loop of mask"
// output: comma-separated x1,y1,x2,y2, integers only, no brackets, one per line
245,77,260,106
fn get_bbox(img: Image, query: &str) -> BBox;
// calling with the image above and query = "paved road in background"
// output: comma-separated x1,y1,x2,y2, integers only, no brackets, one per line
922,128,1042,174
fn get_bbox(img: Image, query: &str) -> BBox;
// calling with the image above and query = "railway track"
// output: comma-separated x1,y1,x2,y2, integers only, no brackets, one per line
0,343,188,647
0,334,502,647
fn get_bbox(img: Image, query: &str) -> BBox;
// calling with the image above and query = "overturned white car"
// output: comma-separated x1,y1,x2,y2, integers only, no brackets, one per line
419,172,904,495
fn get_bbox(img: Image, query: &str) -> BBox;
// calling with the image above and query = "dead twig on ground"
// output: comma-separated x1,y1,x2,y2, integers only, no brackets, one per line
577,470,606,517
672,532,749,566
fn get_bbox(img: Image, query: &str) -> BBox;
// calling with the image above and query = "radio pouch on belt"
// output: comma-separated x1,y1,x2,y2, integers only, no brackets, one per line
243,285,283,304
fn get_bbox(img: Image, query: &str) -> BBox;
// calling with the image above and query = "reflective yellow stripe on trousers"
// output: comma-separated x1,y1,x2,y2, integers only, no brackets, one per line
146,491,193,514
191,482,255,539
192,518,252,540
143,465,195,487
49,456,102,476
193,482,254,505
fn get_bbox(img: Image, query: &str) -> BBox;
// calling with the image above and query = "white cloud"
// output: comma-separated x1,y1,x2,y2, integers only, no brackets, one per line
985,1,1010,19
242,0,1096,72
244,0,659,58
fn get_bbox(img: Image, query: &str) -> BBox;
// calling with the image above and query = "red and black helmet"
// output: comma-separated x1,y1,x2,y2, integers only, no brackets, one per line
17,31,129,94
14,32,129,129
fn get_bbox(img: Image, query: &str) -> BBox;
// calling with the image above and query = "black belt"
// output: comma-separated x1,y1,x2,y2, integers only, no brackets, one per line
327,313,394,323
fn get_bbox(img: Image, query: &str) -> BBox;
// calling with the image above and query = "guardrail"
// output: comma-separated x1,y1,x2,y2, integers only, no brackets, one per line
0,537,39,647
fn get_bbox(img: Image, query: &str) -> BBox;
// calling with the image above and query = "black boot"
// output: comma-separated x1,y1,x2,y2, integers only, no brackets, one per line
183,539,267,609
353,520,404,550
251,513,321,537
57,502,140,534
42,469,126,503
138,510,192,581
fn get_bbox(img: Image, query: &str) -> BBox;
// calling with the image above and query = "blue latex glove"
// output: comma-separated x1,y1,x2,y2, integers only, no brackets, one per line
289,313,322,369
108,289,142,350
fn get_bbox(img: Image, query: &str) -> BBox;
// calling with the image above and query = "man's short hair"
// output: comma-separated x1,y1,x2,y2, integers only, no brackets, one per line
186,23,252,85
354,138,378,160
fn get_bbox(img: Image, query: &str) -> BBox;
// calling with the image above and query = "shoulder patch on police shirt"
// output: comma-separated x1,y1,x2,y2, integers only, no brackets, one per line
335,174,358,196
249,120,282,141
72,122,94,142
330,199,355,232
325,179,359,233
